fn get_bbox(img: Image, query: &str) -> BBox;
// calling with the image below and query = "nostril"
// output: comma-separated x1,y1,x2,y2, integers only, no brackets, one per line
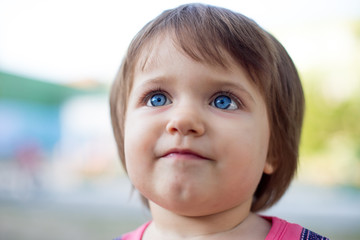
166,115,205,136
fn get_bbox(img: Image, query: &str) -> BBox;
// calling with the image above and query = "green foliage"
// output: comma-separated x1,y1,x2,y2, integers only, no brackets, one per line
298,70,360,187
300,75,360,156
294,20,360,187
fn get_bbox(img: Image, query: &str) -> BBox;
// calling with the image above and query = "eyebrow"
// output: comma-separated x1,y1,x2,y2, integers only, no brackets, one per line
208,79,256,103
130,76,170,96
133,76,170,89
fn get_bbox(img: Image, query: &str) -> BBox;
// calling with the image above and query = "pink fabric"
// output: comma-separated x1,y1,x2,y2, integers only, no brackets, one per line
121,221,151,240
264,216,303,240
120,216,304,240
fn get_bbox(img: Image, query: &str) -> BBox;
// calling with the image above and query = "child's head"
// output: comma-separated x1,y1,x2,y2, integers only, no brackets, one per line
110,3,304,212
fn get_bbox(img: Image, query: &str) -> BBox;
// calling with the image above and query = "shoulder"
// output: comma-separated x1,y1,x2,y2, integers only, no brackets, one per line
263,216,329,240
114,221,151,240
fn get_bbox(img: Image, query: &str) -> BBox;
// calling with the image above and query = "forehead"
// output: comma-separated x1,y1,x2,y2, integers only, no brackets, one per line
134,32,234,75
128,31,267,103
135,35,174,74
131,36,264,104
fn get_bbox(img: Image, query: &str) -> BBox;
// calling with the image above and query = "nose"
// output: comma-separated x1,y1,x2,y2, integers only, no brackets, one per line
166,105,205,137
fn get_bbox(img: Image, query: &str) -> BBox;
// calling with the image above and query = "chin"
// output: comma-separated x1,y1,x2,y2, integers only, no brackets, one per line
150,193,224,217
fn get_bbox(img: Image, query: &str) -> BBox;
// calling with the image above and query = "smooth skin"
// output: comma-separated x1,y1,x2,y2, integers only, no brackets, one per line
124,36,274,240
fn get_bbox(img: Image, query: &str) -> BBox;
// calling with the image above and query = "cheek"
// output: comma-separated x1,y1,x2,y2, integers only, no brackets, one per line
124,110,155,149
125,123,146,157
221,123,268,159
123,112,162,179
124,116,143,167
217,121,269,180
124,122,149,190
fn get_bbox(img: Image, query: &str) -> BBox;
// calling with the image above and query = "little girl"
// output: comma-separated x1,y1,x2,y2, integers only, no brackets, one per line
110,3,329,240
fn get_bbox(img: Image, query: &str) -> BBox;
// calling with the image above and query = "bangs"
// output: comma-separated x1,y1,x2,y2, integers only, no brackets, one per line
131,3,274,82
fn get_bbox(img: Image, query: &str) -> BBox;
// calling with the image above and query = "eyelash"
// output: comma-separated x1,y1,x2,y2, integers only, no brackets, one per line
210,90,244,109
140,87,170,105
139,88,245,109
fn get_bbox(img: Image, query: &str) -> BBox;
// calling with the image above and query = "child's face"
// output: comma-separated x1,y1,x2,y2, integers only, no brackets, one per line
124,37,274,216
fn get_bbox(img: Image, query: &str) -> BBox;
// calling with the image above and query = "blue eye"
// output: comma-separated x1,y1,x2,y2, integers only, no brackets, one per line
212,95,238,110
147,93,171,107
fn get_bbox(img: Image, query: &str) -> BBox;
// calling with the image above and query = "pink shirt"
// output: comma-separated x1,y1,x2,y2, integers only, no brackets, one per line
117,216,328,240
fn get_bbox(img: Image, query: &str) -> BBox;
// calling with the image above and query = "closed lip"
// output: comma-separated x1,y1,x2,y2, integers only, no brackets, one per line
161,148,210,160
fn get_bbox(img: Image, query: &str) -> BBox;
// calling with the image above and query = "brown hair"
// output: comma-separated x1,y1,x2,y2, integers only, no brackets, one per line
110,3,304,212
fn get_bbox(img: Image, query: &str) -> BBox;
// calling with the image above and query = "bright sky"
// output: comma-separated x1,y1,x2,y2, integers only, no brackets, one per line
0,0,359,84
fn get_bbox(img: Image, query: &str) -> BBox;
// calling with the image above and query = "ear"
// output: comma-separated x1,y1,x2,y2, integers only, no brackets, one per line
263,160,275,175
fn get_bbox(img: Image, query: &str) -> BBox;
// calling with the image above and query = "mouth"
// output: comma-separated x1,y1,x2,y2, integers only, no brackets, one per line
161,149,210,161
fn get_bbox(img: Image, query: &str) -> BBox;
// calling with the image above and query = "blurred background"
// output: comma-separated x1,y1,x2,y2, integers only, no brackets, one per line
0,0,359,239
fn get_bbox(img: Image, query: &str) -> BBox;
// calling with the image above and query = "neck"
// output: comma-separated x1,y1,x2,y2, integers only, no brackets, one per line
144,200,270,240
